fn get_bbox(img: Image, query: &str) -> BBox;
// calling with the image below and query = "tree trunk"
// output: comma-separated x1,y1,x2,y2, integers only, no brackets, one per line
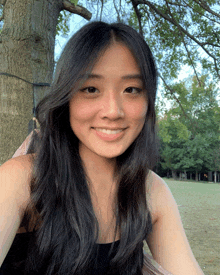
198,173,201,181
195,170,198,181
184,170,187,180
171,170,177,180
208,171,212,182
0,0,63,164
214,171,217,183
190,172,192,180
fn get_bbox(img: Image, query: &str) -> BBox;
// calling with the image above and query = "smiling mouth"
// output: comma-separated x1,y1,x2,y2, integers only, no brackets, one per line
95,128,124,135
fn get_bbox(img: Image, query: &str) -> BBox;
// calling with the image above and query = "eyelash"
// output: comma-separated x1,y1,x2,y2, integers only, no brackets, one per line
124,87,143,94
80,87,98,94
80,86,143,94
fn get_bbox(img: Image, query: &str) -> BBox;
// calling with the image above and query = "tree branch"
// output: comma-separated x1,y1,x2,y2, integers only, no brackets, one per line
166,0,220,48
146,1,204,45
62,0,92,20
0,0,7,5
182,0,220,25
131,0,144,37
138,0,217,48
193,0,220,19
0,0,6,22
141,0,219,78
113,0,121,22
165,1,187,8
100,0,104,21
181,34,202,87
129,0,220,78
165,1,202,85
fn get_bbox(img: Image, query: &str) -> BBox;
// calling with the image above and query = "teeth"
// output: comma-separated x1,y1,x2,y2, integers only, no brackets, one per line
96,128,123,134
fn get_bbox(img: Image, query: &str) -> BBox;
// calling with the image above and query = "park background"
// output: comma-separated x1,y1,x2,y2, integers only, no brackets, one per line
0,0,220,274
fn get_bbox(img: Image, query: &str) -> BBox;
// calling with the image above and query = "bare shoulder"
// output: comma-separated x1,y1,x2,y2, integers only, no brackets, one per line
0,154,33,210
146,170,169,193
1,154,33,170
1,154,33,174
0,154,33,265
146,171,173,225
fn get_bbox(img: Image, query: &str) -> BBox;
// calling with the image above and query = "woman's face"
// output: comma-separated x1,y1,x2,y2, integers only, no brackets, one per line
69,42,148,160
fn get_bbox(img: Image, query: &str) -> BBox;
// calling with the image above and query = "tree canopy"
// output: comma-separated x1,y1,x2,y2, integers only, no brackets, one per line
158,74,220,181
124,0,220,109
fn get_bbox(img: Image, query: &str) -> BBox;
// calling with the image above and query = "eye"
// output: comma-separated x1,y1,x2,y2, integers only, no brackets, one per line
124,87,143,94
80,87,99,94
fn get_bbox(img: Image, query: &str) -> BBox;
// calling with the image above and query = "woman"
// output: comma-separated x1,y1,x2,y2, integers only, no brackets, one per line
0,22,204,275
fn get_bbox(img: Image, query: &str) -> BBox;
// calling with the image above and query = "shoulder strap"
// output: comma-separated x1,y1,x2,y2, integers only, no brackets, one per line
143,251,173,275
12,130,39,158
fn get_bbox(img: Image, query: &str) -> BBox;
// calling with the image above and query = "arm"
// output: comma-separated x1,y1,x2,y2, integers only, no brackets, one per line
146,172,204,275
0,156,31,266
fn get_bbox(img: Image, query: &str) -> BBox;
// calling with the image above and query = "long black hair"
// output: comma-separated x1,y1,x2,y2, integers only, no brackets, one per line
24,21,161,275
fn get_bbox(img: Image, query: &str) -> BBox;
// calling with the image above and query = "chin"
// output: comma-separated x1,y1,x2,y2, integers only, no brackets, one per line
98,152,123,159
95,148,127,159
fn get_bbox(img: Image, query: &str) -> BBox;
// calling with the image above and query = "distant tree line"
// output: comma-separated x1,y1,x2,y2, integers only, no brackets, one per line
156,75,220,183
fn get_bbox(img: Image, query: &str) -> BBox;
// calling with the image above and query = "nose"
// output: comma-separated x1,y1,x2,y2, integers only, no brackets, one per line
100,91,124,120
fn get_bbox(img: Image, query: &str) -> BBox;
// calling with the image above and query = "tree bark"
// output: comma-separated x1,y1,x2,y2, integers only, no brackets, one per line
171,170,177,180
214,171,217,183
0,0,62,164
208,171,212,182
184,170,187,180
195,170,198,181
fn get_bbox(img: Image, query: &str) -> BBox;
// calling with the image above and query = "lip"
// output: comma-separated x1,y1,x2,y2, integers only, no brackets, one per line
94,127,126,130
92,127,126,141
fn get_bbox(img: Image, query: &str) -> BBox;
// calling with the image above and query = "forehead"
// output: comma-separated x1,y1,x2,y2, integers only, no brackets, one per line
91,42,141,75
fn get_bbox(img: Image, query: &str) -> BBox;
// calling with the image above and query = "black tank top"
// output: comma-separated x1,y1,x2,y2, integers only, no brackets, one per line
0,232,120,275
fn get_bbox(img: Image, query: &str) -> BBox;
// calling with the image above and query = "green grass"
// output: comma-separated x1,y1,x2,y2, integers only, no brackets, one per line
145,178,220,275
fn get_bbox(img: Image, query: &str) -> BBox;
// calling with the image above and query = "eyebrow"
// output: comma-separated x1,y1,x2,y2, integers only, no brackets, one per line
79,73,143,80
80,73,103,79
121,74,143,80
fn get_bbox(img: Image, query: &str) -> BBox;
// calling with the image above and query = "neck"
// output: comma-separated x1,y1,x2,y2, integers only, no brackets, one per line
79,145,119,243
79,146,117,192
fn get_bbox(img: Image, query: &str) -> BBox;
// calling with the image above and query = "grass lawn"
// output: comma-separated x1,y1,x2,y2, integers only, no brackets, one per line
145,178,220,275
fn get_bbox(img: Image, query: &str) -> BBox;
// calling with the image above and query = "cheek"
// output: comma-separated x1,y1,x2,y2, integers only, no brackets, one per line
69,101,96,123
126,101,148,123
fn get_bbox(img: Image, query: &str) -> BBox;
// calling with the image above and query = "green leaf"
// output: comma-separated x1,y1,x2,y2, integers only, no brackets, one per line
69,0,78,5
56,10,71,36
